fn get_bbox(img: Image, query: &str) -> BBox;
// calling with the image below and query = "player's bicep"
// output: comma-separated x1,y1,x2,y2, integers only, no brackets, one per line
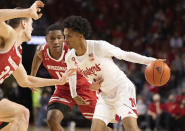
96,40,126,59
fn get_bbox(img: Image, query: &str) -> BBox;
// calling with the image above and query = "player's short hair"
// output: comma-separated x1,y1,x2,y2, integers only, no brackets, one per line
6,7,29,29
63,16,92,39
46,24,63,35
7,18,28,29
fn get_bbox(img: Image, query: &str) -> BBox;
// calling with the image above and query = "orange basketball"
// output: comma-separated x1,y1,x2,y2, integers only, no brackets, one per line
145,60,171,86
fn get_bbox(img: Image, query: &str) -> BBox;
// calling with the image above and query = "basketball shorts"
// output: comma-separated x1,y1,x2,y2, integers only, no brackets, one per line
93,83,138,125
48,83,97,120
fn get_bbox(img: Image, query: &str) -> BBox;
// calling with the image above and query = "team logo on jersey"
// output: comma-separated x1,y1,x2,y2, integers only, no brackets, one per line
79,64,101,78
47,65,67,71
72,57,78,65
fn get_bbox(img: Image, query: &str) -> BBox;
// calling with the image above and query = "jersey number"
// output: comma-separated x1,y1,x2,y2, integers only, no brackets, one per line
55,71,65,79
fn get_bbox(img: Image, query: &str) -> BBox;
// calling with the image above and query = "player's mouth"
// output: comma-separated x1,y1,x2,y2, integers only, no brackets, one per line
53,46,60,49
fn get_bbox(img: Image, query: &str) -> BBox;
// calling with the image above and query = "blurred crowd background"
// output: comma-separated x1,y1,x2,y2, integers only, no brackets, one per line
0,0,185,130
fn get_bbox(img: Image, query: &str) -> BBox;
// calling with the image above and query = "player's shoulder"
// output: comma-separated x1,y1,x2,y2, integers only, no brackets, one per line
86,40,110,46
86,40,111,50
36,44,46,52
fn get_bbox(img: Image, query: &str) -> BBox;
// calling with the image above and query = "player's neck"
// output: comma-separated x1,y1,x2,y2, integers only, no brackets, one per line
75,40,87,56
16,32,24,46
15,29,26,45
49,50,62,60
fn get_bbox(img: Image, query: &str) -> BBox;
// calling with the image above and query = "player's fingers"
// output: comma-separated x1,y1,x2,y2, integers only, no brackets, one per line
89,85,95,91
161,59,166,62
99,79,104,84
37,13,43,19
158,59,166,62
90,87,98,91
66,68,76,76
37,8,41,12
84,99,90,105
35,1,45,8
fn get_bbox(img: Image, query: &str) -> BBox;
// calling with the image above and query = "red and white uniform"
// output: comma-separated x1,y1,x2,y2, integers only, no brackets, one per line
41,42,97,119
66,40,156,124
0,43,22,84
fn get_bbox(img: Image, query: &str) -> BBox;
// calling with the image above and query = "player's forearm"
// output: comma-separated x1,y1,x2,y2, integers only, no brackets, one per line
30,68,38,76
30,64,40,76
123,51,156,65
69,74,78,98
20,76,62,88
30,61,42,76
30,52,42,76
0,9,31,22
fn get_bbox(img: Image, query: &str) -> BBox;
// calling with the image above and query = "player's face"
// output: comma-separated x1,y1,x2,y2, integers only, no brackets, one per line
63,28,82,49
23,18,33,41
46,30,64,53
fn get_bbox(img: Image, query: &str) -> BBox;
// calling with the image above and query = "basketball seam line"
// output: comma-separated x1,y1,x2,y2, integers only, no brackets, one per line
153,63,156,85
160,62,164,85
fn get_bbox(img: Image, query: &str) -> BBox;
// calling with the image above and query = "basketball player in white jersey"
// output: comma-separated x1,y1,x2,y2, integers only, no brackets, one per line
63,16,160,131
0,2,74,131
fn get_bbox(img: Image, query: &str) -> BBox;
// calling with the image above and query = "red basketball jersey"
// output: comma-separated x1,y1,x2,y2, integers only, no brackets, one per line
41,42,86,90
0,44,22,84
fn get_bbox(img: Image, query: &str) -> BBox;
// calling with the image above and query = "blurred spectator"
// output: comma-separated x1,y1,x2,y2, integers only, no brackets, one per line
136,95,147,129
176,88,185,104
170,32,183,48
173,98,185,131
32,89,41,125
146,94,164,131
36,87,52,127
163,93,178,130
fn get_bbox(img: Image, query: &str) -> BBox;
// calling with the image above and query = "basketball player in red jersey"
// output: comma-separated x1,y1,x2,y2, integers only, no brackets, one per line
0,2,75,131
30,24,100,131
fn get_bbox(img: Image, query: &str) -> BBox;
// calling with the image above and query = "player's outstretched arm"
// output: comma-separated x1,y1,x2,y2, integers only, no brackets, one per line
30,45,43,76
99,41,156,65
0,1,44,22
13,63,76,88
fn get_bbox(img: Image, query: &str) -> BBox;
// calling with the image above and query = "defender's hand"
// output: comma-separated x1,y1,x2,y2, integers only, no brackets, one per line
29,1,44,20
73,96,89,105
58,68,76,85
90,77,104,91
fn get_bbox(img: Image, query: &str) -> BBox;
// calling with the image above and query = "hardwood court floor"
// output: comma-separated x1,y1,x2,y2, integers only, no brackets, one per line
28,125,90,131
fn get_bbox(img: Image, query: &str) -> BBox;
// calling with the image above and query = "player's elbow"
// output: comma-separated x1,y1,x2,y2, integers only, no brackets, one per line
17,78,30,88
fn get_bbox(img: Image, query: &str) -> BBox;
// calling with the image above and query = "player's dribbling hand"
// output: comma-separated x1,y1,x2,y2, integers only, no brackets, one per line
59,68,77,85
90,77,104,91
73,96,90,105
29,1,45,20
158,59,166,62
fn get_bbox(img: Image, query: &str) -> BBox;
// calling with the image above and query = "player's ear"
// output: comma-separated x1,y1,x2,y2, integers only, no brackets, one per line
20,20,26,29
79,33,84,39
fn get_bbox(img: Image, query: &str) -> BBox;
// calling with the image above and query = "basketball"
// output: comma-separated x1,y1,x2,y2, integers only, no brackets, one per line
145,60,171,86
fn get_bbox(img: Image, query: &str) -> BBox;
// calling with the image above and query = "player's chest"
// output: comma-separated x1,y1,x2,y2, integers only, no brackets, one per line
77,56,104,79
